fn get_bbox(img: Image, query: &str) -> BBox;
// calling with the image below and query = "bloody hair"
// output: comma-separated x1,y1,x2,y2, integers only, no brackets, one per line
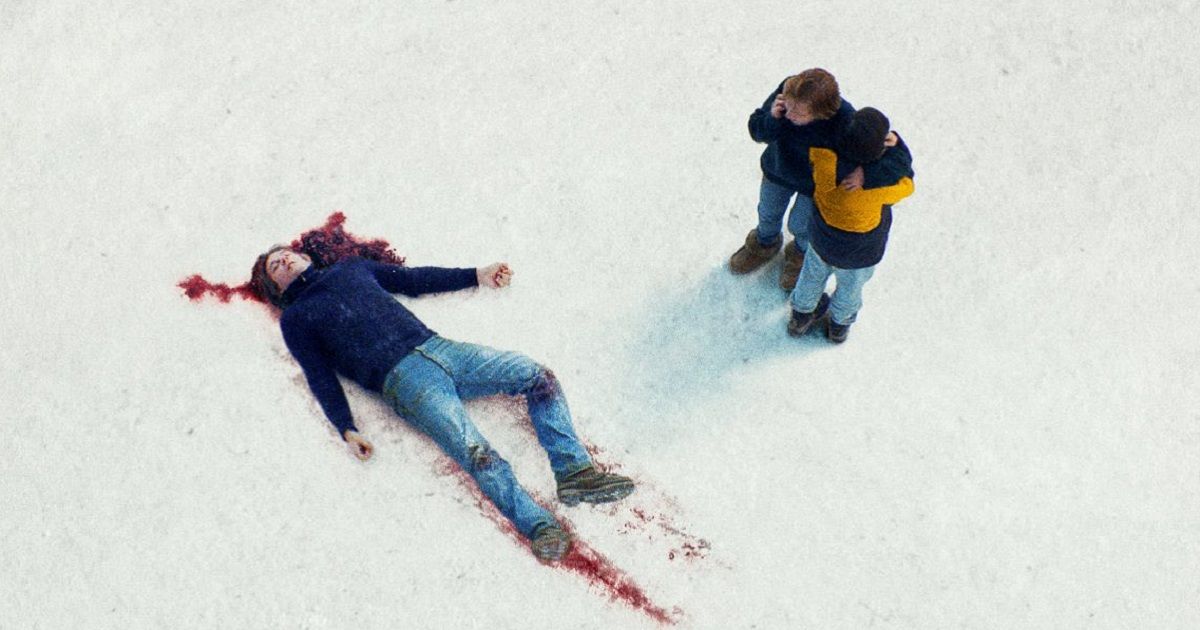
782,68,842,119
181,213,407,307
245,213,408,309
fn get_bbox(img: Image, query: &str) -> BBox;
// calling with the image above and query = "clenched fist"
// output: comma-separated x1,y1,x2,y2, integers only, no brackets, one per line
477,263,513,289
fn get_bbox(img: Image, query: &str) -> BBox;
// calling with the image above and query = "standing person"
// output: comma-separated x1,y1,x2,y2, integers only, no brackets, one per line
731,68,856,290
787,107,915,343
249,247,635,562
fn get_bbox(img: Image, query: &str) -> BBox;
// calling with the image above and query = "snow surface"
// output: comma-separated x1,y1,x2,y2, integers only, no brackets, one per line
4,1,1200,628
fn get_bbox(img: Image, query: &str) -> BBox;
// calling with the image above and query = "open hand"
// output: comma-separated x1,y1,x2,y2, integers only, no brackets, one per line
344,430,374,461
477,263,513,289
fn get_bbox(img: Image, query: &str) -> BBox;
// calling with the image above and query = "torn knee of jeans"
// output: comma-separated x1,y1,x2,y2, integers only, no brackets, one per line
467,444,501,472
527,368,560,403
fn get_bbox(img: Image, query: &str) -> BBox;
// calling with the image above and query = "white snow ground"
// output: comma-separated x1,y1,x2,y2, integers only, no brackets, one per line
3,1,1200,628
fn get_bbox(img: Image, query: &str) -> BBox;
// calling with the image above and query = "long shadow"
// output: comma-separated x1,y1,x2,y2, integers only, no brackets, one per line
619,264,830,424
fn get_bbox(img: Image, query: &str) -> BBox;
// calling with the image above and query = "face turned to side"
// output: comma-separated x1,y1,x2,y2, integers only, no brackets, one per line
265,248,313,293
783,99,817,126
780,68,841,126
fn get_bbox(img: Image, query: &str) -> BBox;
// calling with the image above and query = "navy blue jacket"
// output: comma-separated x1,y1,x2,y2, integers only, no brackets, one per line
808,134,915,269
748,80,855,196
278,258,478,436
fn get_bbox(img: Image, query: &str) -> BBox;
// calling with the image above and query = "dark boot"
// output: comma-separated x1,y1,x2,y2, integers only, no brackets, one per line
729,229,782,274
779,241,805,291
826,319,851,344
530,522,571,562
556,466,636,506
787,293,830,337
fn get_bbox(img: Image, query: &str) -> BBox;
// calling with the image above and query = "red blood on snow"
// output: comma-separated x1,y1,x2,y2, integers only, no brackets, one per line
435,458,679,625
178,212,405,303
177,274,259,303
559,542,678,625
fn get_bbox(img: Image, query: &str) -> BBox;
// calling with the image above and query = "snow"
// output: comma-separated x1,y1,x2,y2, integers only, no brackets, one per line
3,1,1200,628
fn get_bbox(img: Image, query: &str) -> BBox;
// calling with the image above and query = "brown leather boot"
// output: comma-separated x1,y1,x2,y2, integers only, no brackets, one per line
779,241,806,290
729,229,782,274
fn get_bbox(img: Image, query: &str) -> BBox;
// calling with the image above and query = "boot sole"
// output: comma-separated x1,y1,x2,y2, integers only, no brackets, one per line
558,482,636,507
532,533,572,562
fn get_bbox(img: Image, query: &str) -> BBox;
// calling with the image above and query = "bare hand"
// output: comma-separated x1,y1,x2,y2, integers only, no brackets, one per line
840,166,865,191
344,430,374,461
770,95,787,119
477,263,513,289
885,131,899,147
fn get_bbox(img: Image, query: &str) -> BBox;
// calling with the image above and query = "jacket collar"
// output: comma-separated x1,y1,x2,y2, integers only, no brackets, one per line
282,264,324,303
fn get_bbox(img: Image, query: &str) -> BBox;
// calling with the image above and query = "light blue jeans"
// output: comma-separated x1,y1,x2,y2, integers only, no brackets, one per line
756,177,814,255
381,336,593,538
789,244,876,326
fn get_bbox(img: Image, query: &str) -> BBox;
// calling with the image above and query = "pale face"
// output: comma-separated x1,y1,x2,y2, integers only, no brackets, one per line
783,99,817,126
266,248,312,292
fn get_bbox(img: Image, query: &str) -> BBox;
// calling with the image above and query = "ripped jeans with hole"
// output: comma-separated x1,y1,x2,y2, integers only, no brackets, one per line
381,335,594,538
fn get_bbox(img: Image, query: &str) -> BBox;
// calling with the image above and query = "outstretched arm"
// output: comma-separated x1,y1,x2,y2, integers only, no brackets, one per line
280,313,358,442
366,259,479,297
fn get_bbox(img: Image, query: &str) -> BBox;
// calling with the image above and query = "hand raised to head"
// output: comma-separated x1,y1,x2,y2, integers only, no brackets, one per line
771,94,787,119
477,263,513,289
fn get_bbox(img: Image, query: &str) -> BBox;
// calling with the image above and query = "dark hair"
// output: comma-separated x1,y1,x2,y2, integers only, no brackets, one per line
249,245,292,308
837,107,891,164
782,68,842,119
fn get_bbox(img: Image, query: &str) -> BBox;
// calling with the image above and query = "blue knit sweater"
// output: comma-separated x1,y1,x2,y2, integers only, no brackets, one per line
278,257,478,436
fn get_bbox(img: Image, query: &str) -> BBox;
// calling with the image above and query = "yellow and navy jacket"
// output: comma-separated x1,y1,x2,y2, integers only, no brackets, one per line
748,80,855,196
808,134,915,269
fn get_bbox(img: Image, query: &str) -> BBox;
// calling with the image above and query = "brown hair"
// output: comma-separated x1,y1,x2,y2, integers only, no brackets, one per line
782,68,842,119
249,244,292,308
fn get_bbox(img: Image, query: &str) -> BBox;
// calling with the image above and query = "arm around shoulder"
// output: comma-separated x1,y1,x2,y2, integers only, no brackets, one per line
861,133,914,189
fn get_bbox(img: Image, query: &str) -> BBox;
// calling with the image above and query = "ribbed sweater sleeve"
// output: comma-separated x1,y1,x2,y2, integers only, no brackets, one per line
365,260,479,296
862,135,915,189
280,311,357,439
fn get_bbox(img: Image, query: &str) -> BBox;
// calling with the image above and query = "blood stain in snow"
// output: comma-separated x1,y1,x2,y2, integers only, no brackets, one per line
435,457,682,625
178,212,404,303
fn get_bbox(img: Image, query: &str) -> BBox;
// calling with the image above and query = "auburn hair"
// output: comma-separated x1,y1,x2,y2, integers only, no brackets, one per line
782,68,842,119
249,245,292,308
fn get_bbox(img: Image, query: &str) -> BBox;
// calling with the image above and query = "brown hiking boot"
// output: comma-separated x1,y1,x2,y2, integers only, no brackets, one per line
729,229,782,274
779,241,806,291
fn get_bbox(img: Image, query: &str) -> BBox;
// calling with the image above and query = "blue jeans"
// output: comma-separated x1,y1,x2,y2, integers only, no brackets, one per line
381,336,593,539
756,177,814,254
789,244,876,326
